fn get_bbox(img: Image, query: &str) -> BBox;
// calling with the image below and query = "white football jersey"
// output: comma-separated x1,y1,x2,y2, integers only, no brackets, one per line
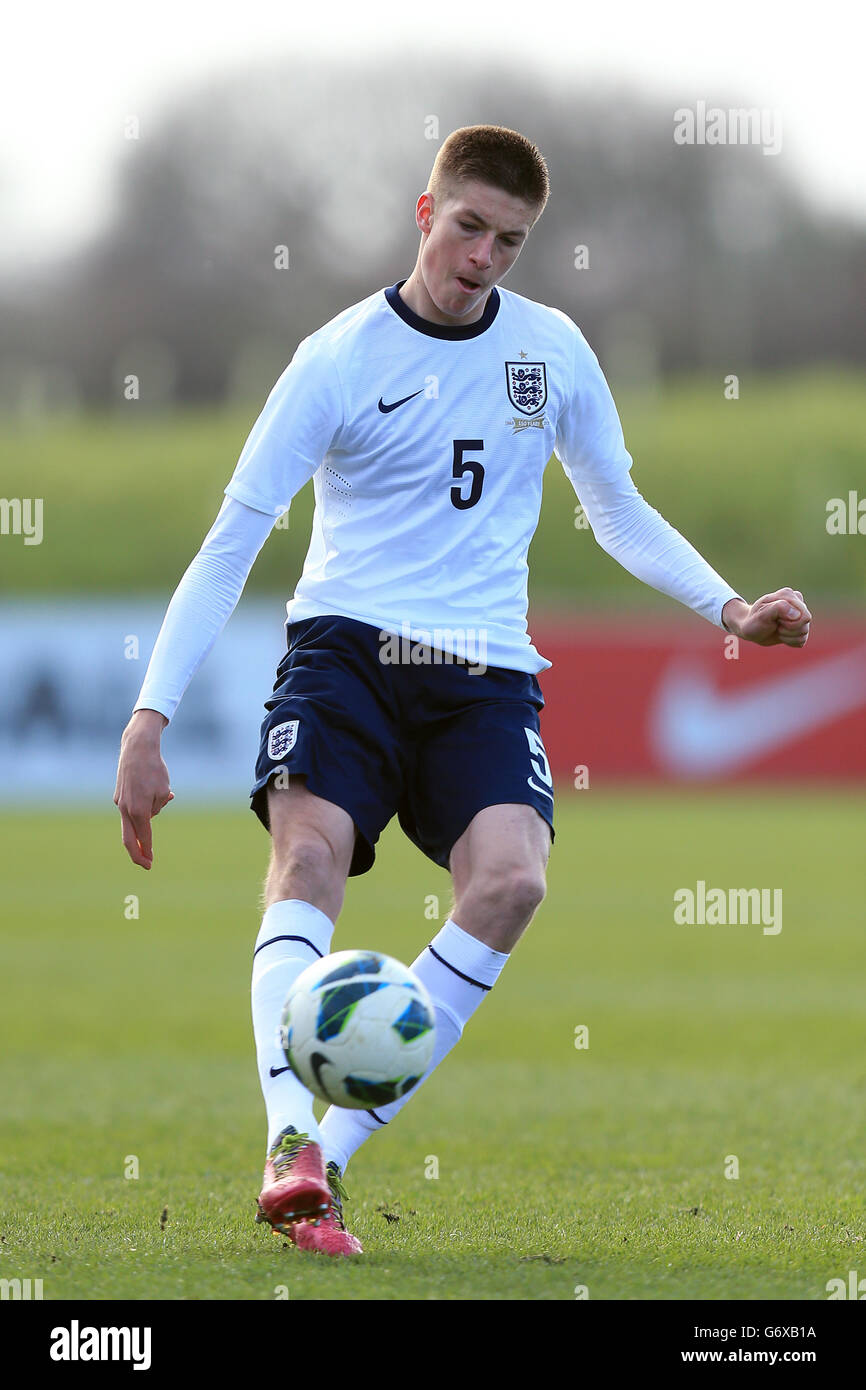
132,280,742,722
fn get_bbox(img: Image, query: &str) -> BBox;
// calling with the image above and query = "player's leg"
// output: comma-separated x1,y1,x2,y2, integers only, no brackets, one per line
254,775,355,1147
447,800,550,949
319,804,549,1168
393,802,551,1119
321,835,551,1177
382,805,549,1133
252,776,356,1233
248,616,405,1250
318,666,554,1170
365,801,550,1113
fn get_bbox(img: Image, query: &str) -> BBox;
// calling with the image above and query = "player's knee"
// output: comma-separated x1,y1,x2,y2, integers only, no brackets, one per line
509,866,547,924
266,835,344,908
476,863,546,929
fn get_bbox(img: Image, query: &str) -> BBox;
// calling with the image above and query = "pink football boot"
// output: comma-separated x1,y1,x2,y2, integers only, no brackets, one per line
290,1161,363,1257
255,1127,331,1235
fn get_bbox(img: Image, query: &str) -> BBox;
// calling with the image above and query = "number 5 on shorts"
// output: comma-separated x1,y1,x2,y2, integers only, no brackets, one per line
524,727,553,800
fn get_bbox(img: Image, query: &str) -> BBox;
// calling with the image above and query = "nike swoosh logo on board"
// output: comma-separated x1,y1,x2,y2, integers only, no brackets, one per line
378,389,423,414
650,646,866,777
527,776,554,802
269,1064,292,1077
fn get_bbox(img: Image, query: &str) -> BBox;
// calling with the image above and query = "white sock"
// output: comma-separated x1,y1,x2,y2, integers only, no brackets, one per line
319,918,508,1172
251,899,335,1150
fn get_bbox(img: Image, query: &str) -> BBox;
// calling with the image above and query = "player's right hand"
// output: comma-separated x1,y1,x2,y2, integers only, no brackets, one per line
114,711,173,869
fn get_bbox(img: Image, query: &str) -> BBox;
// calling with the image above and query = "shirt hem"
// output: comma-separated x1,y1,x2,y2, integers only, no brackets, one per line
284,596,551,673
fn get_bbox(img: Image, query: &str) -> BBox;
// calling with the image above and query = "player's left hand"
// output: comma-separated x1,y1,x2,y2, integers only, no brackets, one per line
726,588,812,647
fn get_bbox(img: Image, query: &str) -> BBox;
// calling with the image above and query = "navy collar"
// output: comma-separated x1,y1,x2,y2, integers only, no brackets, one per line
385,279,500,339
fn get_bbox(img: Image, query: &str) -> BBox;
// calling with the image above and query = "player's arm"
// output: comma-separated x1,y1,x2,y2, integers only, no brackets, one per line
114,497,278,869
555,325,811,647
572,468,812,648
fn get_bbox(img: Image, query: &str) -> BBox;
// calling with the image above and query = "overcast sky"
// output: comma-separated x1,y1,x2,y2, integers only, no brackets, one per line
3,0,863,271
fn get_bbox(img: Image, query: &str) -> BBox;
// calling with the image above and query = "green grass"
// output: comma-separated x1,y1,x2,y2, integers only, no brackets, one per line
2,369,864,606
1,791,864,1300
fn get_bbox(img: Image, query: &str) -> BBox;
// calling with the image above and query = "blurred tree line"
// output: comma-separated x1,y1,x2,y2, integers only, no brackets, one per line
2,55,864,413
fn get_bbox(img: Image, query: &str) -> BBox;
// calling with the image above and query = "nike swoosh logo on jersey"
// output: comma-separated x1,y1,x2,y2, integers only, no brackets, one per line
527,776,554,802
269,1064,292,1077
378,389,424,413
650,645,866,777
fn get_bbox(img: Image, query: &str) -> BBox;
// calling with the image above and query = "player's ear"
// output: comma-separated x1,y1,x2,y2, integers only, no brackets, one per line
416,192,434,235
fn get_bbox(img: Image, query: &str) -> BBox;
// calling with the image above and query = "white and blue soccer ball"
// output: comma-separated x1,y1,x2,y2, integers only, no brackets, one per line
279,950,436,1109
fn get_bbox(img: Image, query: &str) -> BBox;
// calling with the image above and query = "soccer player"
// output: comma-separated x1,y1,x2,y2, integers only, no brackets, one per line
114,125,811,1258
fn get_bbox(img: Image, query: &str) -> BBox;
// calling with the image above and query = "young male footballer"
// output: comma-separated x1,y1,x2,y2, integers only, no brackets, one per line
114,125,811,1257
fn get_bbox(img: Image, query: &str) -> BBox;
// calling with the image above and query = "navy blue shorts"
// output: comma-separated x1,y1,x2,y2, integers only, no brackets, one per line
250,615,555,876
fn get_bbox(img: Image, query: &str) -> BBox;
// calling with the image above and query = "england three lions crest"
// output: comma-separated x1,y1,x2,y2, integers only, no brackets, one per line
268,719,298,760
505,361,548,431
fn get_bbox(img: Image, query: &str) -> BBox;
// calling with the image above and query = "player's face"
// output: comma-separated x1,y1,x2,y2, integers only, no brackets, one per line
410,179,534,325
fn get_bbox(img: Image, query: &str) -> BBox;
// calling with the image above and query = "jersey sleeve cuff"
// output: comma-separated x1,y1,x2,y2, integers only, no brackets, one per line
717,592,747,629
223,482,287,520
132,697,175,724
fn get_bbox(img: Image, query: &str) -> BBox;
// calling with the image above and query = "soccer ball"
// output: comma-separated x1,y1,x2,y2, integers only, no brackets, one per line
279,950,436,1109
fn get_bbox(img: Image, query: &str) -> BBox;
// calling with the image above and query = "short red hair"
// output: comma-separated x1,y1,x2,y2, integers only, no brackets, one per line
427,125,550,224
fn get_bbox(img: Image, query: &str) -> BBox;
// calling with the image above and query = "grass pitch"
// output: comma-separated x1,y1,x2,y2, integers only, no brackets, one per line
1,790,864,1301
